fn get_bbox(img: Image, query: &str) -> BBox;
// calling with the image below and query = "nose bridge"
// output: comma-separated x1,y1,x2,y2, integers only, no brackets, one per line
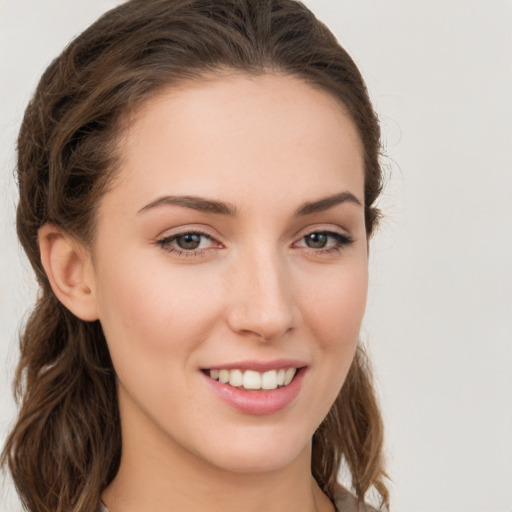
226,240,296,341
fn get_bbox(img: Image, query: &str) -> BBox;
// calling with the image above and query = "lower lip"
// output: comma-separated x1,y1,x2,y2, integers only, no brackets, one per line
202,368,306,415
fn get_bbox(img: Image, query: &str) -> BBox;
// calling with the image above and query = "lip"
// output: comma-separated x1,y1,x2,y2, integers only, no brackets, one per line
201,364,307,415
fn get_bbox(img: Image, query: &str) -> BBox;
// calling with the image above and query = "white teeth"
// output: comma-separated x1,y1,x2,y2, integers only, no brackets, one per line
243,370,261,390
229,369,243,387
208,367,297,390
261,370,277,390
284,368,295,386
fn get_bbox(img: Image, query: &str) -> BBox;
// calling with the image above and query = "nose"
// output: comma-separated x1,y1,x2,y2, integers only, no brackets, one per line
225,246,298,342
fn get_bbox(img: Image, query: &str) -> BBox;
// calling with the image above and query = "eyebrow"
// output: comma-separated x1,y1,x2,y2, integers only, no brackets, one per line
138,195,238,215
137,191,362,217
293,191,362,216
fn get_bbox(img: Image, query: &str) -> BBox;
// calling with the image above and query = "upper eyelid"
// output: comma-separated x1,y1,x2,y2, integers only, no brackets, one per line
156,225,220,241
292,223,351,240
297,230,351,240
155,223,352,245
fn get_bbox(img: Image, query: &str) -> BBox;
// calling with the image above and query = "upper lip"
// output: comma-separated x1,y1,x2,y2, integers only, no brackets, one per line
202,359,308,372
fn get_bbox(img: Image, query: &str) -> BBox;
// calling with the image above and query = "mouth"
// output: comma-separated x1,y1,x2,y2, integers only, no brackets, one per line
203,367,298,391
201,360,307,414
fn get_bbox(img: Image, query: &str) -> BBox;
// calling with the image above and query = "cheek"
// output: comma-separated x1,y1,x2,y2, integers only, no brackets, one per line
94,254,225,365
297,260,368,430
302,261,368,349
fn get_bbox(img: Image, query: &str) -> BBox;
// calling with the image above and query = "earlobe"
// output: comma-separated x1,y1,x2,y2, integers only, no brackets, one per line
38,224,99,321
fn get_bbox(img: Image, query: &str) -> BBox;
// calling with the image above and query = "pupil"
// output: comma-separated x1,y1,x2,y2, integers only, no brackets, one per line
306,233,327,248
177,234,201,250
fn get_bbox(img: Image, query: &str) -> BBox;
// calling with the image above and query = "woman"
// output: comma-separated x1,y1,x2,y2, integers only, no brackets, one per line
2,1,388,511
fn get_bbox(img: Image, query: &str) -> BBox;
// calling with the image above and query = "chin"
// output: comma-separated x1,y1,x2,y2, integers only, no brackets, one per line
190,426,312,475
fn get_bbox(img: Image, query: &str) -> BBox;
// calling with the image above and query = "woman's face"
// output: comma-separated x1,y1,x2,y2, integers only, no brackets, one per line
89,73,368,474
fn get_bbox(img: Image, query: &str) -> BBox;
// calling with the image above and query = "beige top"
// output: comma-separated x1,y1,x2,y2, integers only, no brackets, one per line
97,484,379,511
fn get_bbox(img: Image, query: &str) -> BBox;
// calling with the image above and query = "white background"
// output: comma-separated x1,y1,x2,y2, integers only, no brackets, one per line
1,1,511,511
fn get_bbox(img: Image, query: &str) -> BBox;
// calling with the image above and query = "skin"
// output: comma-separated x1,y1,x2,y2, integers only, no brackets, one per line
48,73,368,511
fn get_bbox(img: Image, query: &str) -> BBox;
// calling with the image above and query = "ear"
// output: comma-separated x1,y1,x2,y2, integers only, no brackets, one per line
38,224,99,321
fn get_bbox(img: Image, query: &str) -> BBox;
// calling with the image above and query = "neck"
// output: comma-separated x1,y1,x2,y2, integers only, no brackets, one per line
102,399,334,512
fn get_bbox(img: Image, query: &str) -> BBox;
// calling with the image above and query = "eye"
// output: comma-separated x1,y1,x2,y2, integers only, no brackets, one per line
295,230,353,253
174,233,206,250
156,231,219,256
304,232,329,249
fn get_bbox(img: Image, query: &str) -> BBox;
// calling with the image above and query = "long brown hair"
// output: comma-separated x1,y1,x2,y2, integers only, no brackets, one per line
2,1,388,510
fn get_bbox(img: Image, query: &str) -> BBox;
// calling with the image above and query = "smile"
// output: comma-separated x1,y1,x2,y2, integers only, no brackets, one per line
207,368,297,390
203,365,306,415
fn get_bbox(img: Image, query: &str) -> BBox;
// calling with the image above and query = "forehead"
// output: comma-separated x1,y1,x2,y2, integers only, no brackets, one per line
109,73,364,212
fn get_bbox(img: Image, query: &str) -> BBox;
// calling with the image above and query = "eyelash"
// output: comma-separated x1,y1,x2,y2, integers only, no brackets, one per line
156,231,217,257
294,231,354,254
156,230,353,258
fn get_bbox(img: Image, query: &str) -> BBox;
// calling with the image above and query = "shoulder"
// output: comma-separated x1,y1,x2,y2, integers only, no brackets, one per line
333,484,384,512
